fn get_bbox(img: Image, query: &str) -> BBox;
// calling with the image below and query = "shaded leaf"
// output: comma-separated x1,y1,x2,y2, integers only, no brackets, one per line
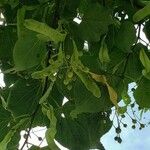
56,113,112,150
0,26,17,61
134,78,150,108
78,3,112,41
115,21,136,52
143,20,150,41
125,51,143,81
13,31,46,71
0,106,12,141
68,79,112,118
7,79,42,118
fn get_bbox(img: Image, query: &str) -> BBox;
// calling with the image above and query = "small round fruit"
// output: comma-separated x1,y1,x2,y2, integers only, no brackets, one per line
38,137,42,141
115,127,121,134
63,80,69,85
72,76,76,81
132,125,136,129
66,55,70,59
131,103,135,108
67,71,73,78
67,84,72,90
79,51,83,56
83,67,89,72
23,134,28,139
132,119,137,124
49,59,54,64
140,124,145,128
114,136,118,141
121,114,125,118
117,137,122,143
123,124,127,128
131,88,135,92
50,76,56,82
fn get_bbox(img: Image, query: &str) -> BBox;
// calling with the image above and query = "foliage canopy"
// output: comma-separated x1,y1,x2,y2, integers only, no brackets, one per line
0,0,150,149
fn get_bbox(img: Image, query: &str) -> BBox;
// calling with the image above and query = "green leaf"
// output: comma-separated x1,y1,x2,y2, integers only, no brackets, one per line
32,45,63,79
78,3,112,42
133,3,150,22
115,21,136,52
140,49,150,79
74,70,101,98
56,113,112,150
118,106,127,114
99,37,110,65
90,73,119,108
0,26,17,61
0,118,27,150
0,0,19,8
140,49,150,71
17,7,26,38
134,78,150,108
0,106,12,141
125,51,143,81
81,55,102,74
13,31,46,71
106,82,118,108
69,79,112,118
39,82,54,104
29,146,50,150
70,43,101,98
43,105,59,150
7,79,42,118
47,84,64,109
7,132,20,150
107,47,126,73
64,34,74,57
121,87,131,105
142,70,150,80
24,19,66,43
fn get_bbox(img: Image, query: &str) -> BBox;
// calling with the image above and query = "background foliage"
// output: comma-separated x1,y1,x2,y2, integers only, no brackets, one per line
0,0,150,149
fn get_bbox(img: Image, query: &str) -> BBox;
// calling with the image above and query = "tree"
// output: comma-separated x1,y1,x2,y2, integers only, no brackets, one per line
0,0,150,149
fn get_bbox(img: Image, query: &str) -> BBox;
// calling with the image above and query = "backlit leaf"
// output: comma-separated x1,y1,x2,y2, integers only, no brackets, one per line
140,49,150,79
115,21,136,52
43,105,59,150
99,38,110,64
74,70,101,98
24,19,66,43
133,3,150,22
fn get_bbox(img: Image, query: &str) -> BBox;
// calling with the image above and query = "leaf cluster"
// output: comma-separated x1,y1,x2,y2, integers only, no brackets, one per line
0,0,150,149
